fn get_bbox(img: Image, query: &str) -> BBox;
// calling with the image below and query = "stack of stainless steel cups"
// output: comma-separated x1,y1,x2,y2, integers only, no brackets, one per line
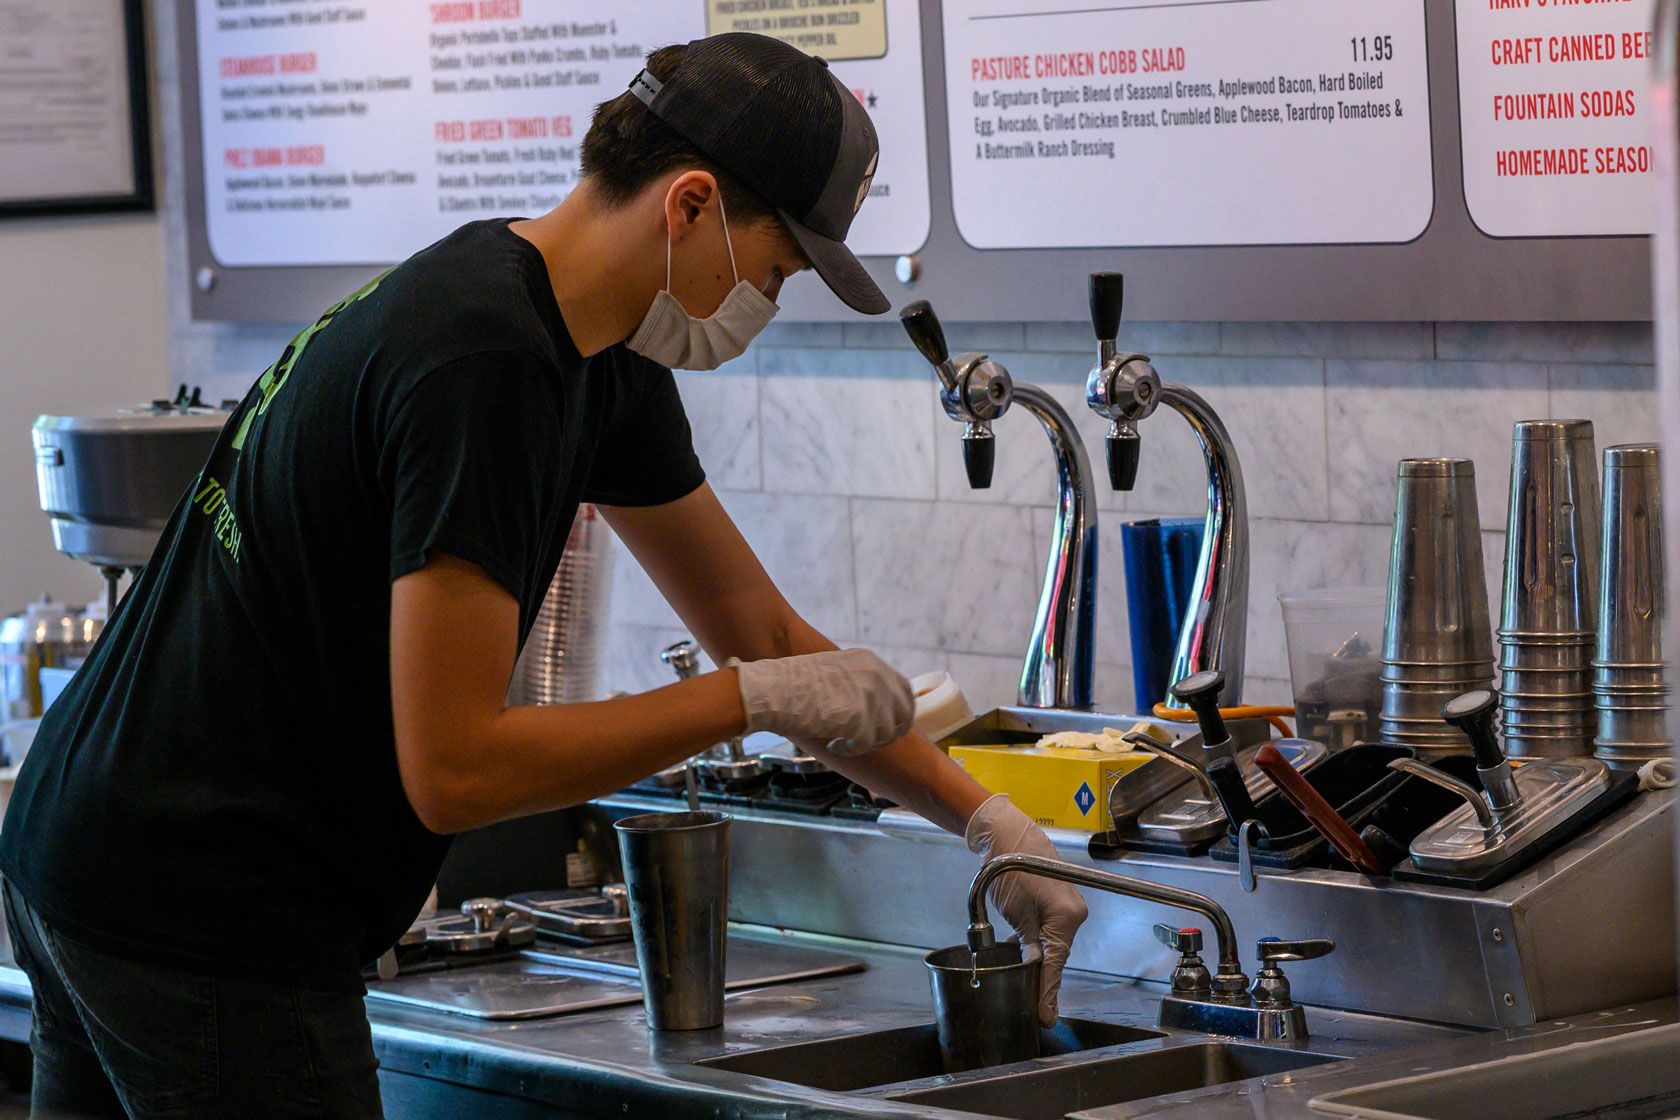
1593,443,1670,763
1379,458,1497,756
1498,420,1602,758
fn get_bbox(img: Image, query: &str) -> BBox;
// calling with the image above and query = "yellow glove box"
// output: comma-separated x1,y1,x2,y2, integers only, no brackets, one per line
949,743,1155,832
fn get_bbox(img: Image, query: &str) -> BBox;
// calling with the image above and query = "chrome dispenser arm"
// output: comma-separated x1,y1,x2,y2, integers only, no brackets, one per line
1084,273,1248,701
1156,383,1250,700
1010,384,1097,710
901,301,1097,710
1389,759,1496,830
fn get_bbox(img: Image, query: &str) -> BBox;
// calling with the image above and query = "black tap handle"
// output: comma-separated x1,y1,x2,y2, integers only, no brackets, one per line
1108,425,1140,490
1171,670,1229,748
899,300,949,368
1089,272,1124,342
963,432,995,489
1441,689,1503,771
1206,755,1257,831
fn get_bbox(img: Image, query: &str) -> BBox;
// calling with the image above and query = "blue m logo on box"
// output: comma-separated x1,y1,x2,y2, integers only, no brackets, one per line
1074,782,1095,816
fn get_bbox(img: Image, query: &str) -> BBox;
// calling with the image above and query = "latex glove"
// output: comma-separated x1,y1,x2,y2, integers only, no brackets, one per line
734,649,914,756
966,793,1089,1027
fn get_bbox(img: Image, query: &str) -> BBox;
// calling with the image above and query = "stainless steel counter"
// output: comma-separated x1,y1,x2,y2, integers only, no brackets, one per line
0,928,1671,1119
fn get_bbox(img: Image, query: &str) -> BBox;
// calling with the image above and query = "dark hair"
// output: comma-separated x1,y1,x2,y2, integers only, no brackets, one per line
579,45,777,225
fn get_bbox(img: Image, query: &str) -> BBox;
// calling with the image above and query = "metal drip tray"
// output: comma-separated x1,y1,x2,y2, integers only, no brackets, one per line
1405,757,1612,876
1136,739,1327,843
365,934,866,1020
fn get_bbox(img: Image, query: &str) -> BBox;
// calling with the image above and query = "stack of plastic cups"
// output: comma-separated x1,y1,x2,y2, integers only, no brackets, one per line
1378,458,1496,757
1498,420,1602,758
1593,444,1670,765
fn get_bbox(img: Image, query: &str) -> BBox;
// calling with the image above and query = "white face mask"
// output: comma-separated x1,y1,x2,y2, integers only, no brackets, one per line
626,192,780,370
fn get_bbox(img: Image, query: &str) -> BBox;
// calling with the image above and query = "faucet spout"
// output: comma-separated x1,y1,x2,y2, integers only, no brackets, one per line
966,852,1246,997
899,301,1096,710
1009,385,1097,710
1156,383,1249,704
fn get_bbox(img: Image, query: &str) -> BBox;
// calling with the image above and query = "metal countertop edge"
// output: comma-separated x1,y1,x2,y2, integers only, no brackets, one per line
0,962,950,1119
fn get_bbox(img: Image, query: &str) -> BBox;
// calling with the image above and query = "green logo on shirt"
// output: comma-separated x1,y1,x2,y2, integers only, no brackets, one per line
200,272,389,564
231,271,389,452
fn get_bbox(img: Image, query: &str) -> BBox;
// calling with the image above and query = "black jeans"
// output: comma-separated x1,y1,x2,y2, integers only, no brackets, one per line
3,882,383,1119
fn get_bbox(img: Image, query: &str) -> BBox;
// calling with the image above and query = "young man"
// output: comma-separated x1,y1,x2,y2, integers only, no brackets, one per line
0,33,1085,1118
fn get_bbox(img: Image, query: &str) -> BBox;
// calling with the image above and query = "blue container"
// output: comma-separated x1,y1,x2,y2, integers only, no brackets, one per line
1121,518,1205,712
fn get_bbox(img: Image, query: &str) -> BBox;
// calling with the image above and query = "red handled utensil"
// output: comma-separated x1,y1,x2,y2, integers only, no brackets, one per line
1253,743,1390,875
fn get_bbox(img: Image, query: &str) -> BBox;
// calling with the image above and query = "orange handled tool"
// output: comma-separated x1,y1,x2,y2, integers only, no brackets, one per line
1253,744,1389,876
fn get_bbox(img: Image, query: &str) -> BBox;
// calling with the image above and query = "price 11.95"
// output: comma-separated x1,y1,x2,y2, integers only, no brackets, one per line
1352,35,1394,62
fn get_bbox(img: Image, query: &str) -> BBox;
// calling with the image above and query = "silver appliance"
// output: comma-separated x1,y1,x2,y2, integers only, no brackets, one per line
32,396,228,610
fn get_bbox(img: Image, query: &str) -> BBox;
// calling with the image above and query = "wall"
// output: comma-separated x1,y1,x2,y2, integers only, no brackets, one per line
0,223,170,615
144,0,1659,718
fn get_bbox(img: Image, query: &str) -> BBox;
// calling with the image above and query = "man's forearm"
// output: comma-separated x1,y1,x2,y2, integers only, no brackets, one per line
401,670,747,834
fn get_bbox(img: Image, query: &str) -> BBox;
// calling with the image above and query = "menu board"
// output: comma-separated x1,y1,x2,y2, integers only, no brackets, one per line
940,0,1433,248
196,0,928,267
1456,0,1656,238
1,0,149,213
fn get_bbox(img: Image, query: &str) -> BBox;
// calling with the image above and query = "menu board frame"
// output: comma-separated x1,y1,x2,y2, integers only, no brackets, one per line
177,0,1655,323
1,0,155,220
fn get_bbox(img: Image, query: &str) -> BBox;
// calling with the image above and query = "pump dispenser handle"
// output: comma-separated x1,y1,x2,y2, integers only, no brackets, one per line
1089,272,1125,342
1171,670,1230,747
1441,689,1502,770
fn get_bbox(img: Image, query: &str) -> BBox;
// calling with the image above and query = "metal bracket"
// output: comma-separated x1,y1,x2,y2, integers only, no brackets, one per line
1158,994,1310,1040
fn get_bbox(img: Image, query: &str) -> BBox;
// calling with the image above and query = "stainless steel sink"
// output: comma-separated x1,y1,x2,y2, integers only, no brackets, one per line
884,1041,1343,1120
694,1018,1163,1092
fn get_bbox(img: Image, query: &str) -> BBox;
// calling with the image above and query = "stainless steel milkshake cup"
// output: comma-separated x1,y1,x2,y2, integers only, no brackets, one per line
615,810,730,1030
1379,458,1494,754
1593,443,1670,762
1499,420,1600,757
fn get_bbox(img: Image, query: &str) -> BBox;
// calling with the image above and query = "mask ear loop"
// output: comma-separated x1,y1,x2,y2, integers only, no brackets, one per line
717,189,741,286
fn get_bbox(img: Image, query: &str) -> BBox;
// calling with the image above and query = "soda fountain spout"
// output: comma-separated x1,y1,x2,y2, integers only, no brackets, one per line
1085,272,1250,702
900,301,1097,709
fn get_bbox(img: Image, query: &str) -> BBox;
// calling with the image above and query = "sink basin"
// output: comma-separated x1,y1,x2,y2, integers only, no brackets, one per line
885,1041,1343,1120
694,1018,1162,1092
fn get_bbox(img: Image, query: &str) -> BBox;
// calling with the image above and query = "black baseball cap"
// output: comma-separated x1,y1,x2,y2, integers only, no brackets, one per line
629,33,889,315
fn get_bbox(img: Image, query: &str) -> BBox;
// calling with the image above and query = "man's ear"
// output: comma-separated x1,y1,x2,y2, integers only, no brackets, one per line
663,170,719,240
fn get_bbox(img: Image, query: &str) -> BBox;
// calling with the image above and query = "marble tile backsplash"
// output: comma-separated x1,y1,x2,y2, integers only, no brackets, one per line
605,320,1658,716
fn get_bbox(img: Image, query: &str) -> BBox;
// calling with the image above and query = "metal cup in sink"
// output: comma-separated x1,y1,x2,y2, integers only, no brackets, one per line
925,941,1042,1073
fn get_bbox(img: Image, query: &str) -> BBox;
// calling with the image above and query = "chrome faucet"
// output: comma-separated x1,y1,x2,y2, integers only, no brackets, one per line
901,301,1097,710
965,852,1334,1039
1084,272,1250,704
966,853,1248,1001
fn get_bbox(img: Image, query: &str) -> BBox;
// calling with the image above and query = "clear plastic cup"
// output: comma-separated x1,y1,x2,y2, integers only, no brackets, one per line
1280,588,1387,749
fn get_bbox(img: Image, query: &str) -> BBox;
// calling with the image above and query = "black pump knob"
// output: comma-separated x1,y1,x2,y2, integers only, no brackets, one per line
1171,670,1230,748
899,300,949,368
1441,689,1503,771
1108,424,1140,490
963,428,995,489
1089,272,1124,342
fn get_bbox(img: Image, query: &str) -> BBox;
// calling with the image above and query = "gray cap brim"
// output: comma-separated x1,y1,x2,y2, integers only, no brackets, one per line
782,209,889,315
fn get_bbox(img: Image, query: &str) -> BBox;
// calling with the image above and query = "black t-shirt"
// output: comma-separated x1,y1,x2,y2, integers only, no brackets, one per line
0,219,705,991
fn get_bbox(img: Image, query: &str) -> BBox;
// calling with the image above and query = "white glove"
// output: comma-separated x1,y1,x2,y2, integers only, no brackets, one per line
966,793,1089,1027
734,649,914,756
